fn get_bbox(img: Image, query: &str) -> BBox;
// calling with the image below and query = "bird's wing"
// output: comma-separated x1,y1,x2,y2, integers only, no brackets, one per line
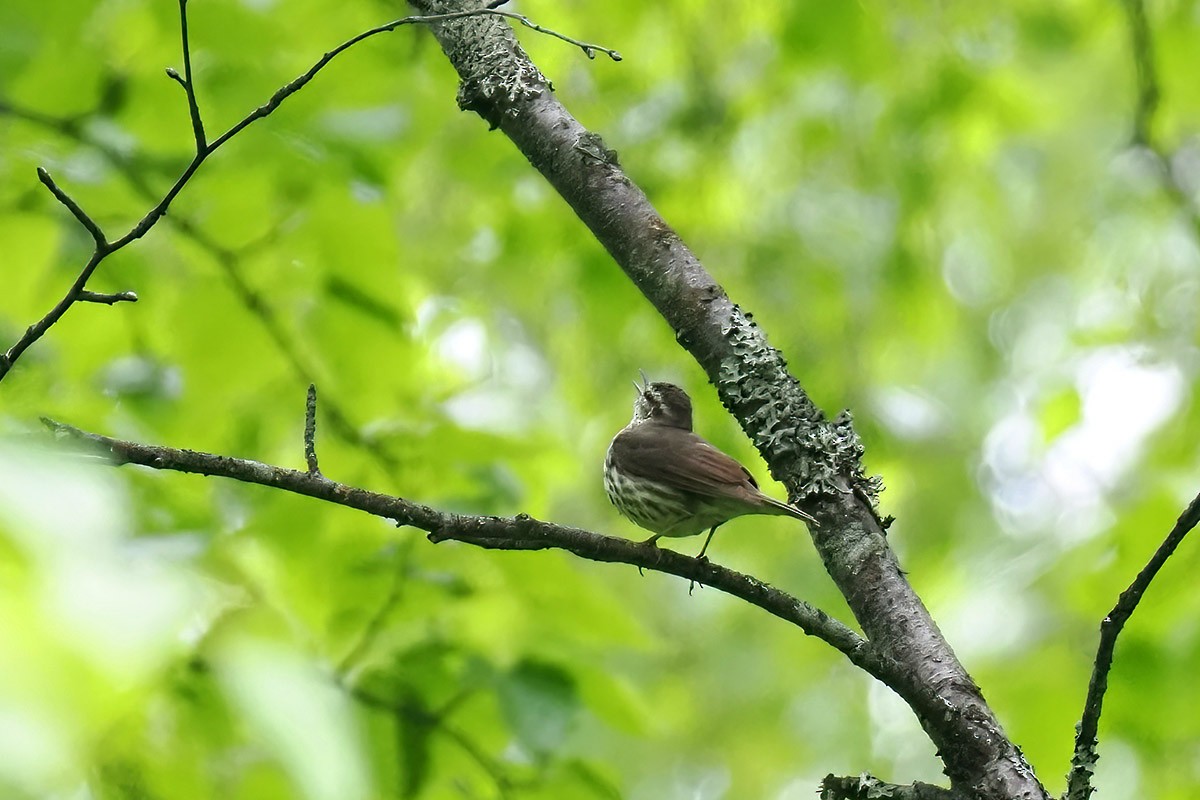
610,427,758,499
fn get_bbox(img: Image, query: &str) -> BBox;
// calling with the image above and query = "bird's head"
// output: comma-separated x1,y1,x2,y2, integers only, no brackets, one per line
630,376,693,430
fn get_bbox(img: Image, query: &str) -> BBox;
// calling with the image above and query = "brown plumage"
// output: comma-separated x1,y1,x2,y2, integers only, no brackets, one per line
604,380,815,558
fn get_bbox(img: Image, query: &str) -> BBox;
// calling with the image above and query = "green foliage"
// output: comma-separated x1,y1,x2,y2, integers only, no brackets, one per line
2,0,1199,798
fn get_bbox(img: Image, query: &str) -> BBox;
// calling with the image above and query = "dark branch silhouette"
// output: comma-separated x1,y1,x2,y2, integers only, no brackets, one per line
1066,491,1200,800
0,5,616,384
1,96,402,471
78,290,138,306
40,416,881,681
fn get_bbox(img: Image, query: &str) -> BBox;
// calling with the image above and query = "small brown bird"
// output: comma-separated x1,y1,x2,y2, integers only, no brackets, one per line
604,378,816,558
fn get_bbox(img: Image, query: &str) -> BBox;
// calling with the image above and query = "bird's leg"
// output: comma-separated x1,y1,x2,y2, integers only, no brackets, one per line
695,525,720,561
689,527,719,595
636,534,662,576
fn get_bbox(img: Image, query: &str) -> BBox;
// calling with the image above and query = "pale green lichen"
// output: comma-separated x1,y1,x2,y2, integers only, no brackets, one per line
716,304,881,504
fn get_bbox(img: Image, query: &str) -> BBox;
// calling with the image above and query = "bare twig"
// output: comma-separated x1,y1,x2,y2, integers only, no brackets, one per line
201,8,617,157
35,167,107,247
1,6,617,384
159,213,400,472
173,0,207,152
78,290,138,305
4,96,402,472
503,10,621,61
1,250,106,376
304,383,321,477
40,417,880,679
1065,490,1200,800
164,67,187,90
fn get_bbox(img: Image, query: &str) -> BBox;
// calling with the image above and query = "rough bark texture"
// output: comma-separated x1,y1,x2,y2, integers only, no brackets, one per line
43,418,881,676
407,3,1050,798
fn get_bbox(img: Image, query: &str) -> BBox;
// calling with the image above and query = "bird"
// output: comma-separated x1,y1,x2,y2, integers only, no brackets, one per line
604,376,816,559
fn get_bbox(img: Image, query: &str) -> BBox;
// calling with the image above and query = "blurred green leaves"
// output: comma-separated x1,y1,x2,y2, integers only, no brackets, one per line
498,660,580,762
2,0,1199,797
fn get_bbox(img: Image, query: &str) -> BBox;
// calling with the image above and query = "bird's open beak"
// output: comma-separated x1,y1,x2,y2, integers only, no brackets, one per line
634,369,649,394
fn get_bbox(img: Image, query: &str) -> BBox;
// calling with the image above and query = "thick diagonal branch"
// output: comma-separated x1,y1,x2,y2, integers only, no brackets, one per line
406,3,1048,797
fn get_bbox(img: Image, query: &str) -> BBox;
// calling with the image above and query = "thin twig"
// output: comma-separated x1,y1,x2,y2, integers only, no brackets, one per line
1,249,106,376
1065,491,1200,800
161,213,399,472
5,97,400,472
40,418,881,679
304,383,321,477
164,67,187,90
174,0,208,151
503,10,621,61
0,6,618,384
35,167,107,247
205,8,617,157
78,290,138,305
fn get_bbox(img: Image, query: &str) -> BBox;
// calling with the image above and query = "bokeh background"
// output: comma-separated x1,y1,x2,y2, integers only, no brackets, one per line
2,0,1199,798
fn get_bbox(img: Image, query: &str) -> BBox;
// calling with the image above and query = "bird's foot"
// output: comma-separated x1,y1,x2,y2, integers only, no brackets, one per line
637,535,662,577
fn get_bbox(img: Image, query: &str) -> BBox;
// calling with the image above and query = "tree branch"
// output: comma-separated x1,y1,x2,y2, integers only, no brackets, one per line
171,0,208,152
406,2,1046,796
35,167,108,247
2,99,403,476
304,383,322,477
40,417,881,681
1119,0,1200,239
0,5,616,385
1065,490,1200,800
821,773,966,800
78,290,139,305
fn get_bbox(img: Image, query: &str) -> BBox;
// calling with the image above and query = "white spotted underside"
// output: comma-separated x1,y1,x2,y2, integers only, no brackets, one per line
604,443,751,538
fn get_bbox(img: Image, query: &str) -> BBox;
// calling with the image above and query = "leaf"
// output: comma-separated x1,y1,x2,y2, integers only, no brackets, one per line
496,659,580,761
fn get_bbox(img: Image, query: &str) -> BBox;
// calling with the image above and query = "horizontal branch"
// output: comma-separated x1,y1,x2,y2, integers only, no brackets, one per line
821,774,964,800
40,417,881,680
78,290,138,305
